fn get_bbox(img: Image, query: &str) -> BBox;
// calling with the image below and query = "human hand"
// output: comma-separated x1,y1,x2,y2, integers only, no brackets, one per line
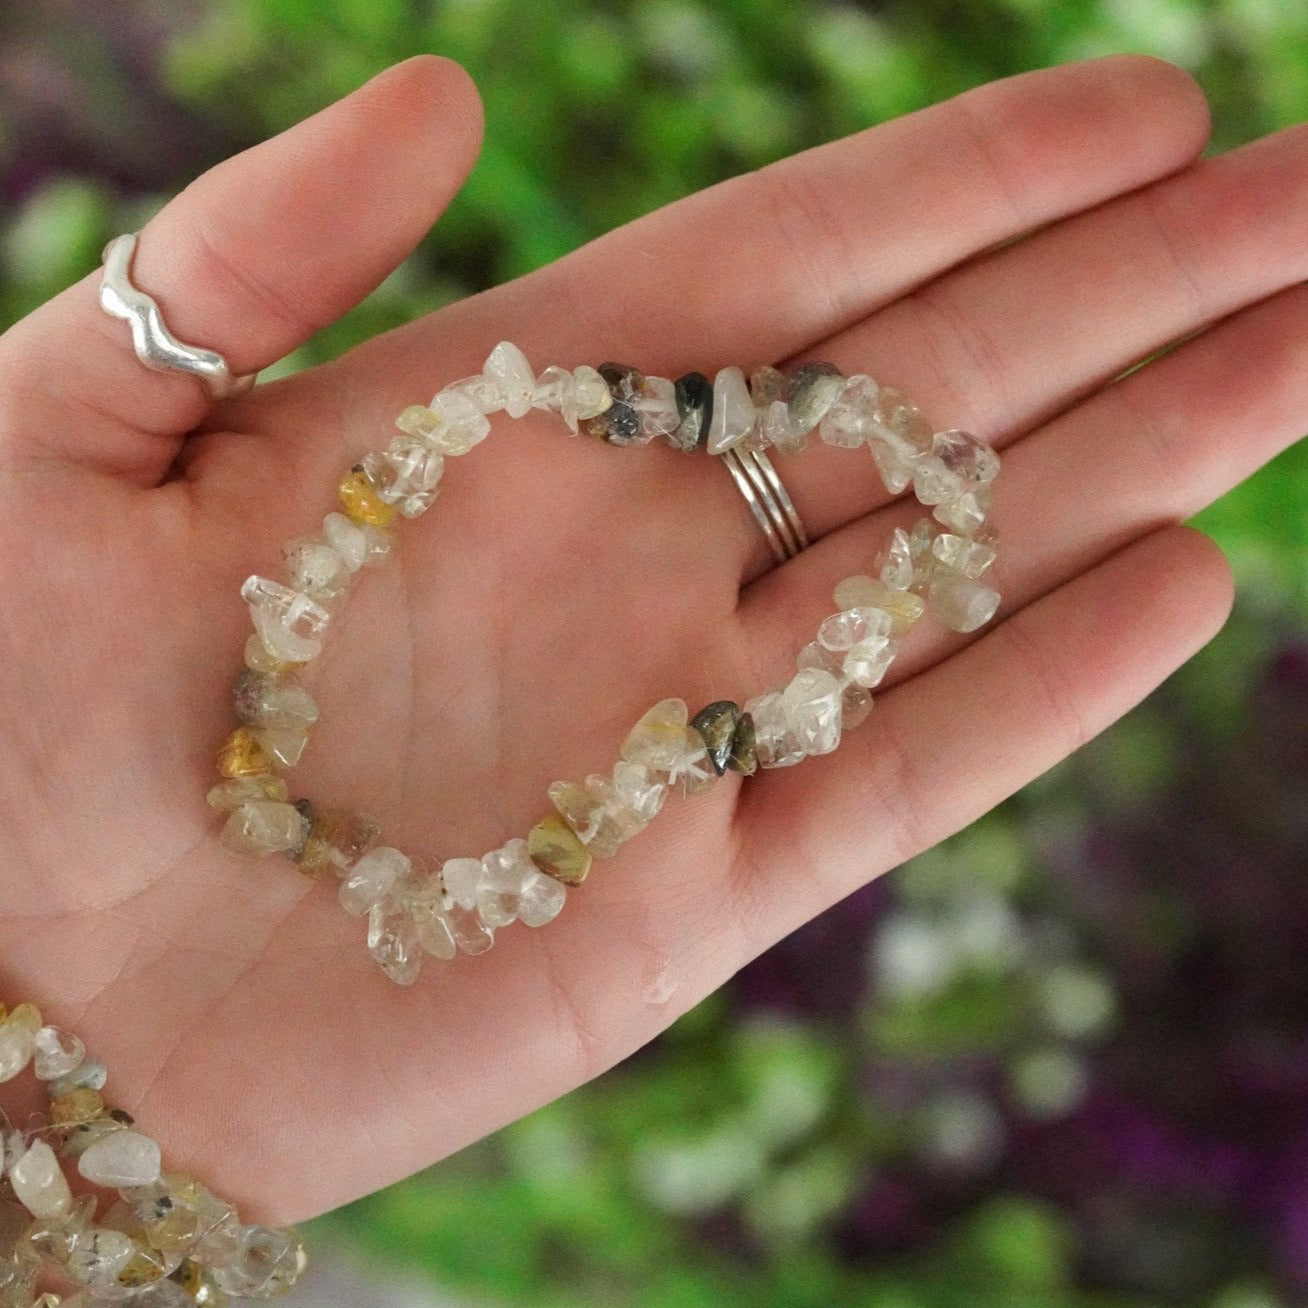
0,53,1302,1223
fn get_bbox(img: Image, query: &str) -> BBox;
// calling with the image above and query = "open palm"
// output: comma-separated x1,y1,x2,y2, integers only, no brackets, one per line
0,55,1303,1224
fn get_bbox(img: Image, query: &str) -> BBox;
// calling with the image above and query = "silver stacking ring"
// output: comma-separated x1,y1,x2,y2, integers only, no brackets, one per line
722,447,809,564
99,233,256,402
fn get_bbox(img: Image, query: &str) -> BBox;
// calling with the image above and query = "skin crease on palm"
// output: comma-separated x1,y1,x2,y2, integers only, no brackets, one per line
0,51,1303,1226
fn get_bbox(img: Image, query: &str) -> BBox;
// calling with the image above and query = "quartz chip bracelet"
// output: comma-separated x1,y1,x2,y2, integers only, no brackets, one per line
0,1000,305,1306
208,343,1002,985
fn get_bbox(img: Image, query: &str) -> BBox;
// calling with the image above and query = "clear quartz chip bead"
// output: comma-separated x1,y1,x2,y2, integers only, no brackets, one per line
241,576,329,663
841,682,874,729
483,341,537,418
477,839,536,929
339,847,411,917
233,670,318,732
439,857,483,912
817,606,892,653
9,1141,72,1221
532,365,579,431
797,640,842,675
440,372,505,416
843,635,899,688
445,902,495,955
819,374,879,449
609,761,666,822
282,536,350,603
706,367,755,454
781,668,844,755
743,690,806,769
65,1226,136,1294
928,567,1001,633
410,882,457,961
367,890,422,986
516,871,567,928
220,801,309,857
933,532,997,578
32,1027,85,1081
621,699,691,771
760,398,806,454
934,481,994,535
361,435,445,518
878,527,915,591
210,1225,306,1299
632,375,680,442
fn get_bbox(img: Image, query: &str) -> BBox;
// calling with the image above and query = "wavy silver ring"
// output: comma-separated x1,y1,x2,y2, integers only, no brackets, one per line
722,447,808,564
99,233,256,402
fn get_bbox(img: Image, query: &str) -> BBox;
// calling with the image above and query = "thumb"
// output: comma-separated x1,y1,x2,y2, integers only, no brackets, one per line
0,55,483,485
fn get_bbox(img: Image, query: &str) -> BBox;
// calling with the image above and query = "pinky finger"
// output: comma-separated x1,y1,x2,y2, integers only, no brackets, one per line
726,525,1234,948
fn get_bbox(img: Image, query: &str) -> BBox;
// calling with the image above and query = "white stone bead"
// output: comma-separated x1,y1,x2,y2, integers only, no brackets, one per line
483,341,536,418
32,1027,85,1081
781,668,843,756
843,635,898,688
516,870,567,928
819,375,879,448
572,365,612,420
867,385,934,460
339,846,411,917
77,1130,162,1187
241,576,329,663
428,388,493,452
9,1140,72,1220
744,689,806,769
706,367,755,454
440,857,483,912
929,568,1001,633
0,1022,34,1083
322,512,368,570
251,726,308,769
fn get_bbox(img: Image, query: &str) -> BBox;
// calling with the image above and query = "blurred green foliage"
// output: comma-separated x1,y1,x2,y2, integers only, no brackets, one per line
0,1,1304,1304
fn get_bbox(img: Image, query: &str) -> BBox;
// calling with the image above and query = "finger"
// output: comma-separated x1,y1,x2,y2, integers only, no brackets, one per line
726,525,1233,962
0,56,482,485
736,280,1308,696
747,120,1308,555
330,54,1209,426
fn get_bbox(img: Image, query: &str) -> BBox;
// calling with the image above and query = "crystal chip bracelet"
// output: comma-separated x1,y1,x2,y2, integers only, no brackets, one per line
209,343,1002,985
0,1000,304,1307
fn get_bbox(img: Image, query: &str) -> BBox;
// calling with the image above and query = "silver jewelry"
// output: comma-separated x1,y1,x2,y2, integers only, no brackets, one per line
99,233,256,402
722,447,809,563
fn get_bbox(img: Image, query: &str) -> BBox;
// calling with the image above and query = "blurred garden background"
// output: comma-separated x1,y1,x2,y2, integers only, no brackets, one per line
1,1,1305,1304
